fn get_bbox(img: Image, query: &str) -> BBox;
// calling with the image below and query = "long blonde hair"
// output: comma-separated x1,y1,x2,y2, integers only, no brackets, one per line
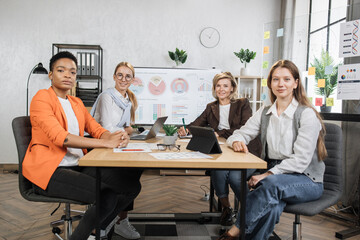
113,62,138,123
212,72,238,101
267,60,327,160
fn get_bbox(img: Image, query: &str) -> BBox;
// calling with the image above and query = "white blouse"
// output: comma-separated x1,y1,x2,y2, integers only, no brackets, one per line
226,98,322,175
93,89,129,132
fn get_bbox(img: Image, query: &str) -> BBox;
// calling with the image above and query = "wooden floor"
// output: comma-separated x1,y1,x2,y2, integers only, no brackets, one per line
0,170,359,240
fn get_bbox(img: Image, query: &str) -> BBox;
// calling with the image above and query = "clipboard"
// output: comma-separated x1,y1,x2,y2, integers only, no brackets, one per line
186,126,222,154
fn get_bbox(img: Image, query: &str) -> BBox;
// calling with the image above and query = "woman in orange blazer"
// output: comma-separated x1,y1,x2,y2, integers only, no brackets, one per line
22,51,141,240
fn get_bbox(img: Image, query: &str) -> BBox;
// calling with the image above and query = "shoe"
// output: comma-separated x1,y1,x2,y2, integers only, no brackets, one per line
87,234,96,240
217,231,238,240
220,207,234,226
114,217,140,239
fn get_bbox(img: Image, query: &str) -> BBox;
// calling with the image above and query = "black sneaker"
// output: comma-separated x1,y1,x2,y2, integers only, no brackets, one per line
220,207,234,226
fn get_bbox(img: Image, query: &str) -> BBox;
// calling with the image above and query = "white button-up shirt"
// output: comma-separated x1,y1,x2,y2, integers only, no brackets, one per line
226,98,321,175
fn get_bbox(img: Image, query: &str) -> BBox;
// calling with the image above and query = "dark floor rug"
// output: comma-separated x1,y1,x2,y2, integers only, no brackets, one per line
111,213,230,240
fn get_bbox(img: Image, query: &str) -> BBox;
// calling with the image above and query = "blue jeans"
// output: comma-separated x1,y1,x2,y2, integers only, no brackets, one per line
234,173,323,240
211,169,256,201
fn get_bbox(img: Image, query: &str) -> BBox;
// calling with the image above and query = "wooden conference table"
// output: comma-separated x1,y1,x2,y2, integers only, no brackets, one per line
79,137,266,240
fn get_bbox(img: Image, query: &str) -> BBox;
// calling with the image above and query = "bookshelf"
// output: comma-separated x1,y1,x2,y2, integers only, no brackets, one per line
52,44,103,106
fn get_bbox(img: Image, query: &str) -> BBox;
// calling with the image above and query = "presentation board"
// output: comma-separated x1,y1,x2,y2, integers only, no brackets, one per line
130,67,221,125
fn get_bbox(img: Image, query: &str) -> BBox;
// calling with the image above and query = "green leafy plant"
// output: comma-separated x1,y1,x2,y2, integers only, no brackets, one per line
234,48,256,68
168,48,187,66
163,125,178,136
311,49,339,98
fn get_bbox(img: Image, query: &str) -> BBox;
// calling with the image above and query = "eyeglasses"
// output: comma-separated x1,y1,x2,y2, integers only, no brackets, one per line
157,144,181,151
115,73,133,81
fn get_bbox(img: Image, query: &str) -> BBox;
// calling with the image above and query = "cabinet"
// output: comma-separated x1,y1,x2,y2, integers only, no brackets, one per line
52,44,103,106
235,75,264,112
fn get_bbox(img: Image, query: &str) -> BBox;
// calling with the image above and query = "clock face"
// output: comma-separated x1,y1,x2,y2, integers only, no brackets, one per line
199,27,220,48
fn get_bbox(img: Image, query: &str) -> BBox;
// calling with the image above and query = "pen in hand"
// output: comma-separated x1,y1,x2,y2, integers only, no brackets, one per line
182,118,187,135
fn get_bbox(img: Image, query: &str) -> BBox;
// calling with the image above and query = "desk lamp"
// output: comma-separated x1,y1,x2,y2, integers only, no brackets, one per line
26,63,48,116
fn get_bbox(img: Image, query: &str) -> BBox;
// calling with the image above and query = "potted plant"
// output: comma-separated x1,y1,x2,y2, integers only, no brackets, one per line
163,125,178,145
168,48,187,67
311,49,339,113
234,48,256,76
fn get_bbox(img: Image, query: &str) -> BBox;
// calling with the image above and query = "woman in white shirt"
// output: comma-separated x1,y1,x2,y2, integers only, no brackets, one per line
217,60,327,240
91,62,141,239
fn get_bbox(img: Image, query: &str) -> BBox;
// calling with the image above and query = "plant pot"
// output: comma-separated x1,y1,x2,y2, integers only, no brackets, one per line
240,67,249,76
320,105,332,113
163,135,177,145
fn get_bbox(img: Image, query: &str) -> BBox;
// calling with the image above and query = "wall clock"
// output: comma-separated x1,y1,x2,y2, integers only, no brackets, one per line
199,27,220,48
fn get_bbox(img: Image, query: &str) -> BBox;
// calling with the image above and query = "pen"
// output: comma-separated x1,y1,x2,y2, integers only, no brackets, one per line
182,118,187,133
121,149,144,151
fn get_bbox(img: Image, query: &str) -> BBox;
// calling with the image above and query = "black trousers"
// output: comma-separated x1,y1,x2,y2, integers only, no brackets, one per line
33,166,142,240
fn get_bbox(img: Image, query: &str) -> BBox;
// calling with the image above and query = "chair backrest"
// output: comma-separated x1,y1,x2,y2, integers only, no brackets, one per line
12,116,34,200
323,123,343,197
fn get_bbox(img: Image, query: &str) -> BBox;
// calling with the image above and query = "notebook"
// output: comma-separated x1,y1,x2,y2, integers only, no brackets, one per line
130,116,168,140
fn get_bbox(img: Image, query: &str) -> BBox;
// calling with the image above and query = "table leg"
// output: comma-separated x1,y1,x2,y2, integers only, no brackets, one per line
239,169,247,240
96,167,101,240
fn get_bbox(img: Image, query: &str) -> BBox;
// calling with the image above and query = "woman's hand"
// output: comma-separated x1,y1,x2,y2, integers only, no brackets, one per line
232,141,249,153
103,130,129,148
177,126,189,136
248,172,273,188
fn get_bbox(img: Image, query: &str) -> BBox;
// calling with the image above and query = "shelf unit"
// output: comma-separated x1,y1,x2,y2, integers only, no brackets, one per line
52,44,103,106
235,75,263,112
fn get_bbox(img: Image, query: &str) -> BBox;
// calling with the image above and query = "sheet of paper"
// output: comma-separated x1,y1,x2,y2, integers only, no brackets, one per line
337,63,360,100
127,143,158,149
149,151,213,160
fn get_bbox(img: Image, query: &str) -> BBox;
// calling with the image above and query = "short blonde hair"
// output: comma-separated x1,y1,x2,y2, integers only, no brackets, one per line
212,72,238,101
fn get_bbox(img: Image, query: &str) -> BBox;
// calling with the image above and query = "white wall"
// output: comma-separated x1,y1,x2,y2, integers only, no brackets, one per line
0,0,281,164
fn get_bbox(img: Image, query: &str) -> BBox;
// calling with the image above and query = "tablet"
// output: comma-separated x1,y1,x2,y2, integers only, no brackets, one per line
186,126,222,154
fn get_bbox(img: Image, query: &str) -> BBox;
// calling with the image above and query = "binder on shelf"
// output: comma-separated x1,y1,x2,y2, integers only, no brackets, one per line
90,53,98,75
85,52,91,75
81,53,86,75
77,52,82,75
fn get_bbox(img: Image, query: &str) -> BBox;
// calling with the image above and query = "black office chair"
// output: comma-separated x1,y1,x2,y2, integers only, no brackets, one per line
12,116,86,240
272,122,343,240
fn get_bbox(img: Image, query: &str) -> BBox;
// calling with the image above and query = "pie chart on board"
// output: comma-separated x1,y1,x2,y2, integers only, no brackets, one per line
148,76,166,95
171,78,189,95
129,77,144,95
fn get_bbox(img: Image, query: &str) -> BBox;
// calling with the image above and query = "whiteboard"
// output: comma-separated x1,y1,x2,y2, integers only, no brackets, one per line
130,67,221,125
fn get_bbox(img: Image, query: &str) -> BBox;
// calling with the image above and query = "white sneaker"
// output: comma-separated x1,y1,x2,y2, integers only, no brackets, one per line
87,234,96,240
114,217,140,239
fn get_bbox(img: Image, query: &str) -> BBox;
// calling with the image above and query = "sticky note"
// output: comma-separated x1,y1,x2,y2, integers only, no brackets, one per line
261,78,267,86
308,67,316,75
318,79,325,88
264,31,270,39
263,46,269,54
326,98,334,106
325,65,333,74
261,92,268,101
262,61,269,69
308,97,313,103
315,98,323,106
277,28,284,37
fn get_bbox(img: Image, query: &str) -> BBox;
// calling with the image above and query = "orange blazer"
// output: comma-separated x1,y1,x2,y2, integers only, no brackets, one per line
23,87,107,190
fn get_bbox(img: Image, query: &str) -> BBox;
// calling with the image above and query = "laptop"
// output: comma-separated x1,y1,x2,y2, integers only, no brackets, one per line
130,116,168,140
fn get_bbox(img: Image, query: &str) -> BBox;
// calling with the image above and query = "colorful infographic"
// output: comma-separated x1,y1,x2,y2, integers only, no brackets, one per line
148,76,166,95
170,78,189,94
129,77,144,95
339,19,360,57
132,68,220,124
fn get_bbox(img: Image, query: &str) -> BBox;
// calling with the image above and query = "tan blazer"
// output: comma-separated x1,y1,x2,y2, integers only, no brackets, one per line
23,87,107,190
